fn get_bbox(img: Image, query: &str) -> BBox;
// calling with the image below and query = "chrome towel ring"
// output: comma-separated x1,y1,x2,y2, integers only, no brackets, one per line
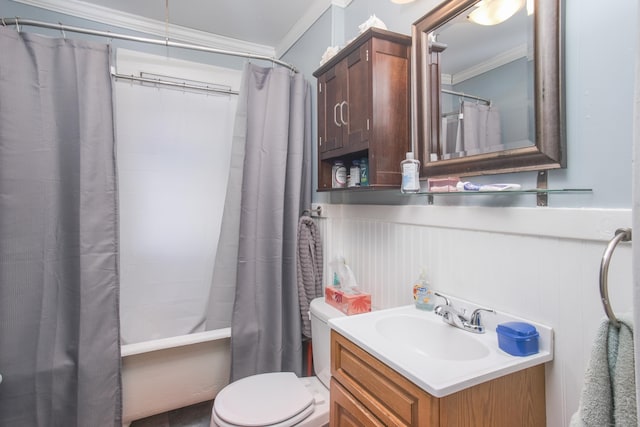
599,228,632,328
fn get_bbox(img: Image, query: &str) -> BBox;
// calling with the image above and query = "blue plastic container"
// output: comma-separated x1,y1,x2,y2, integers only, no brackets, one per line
496,322,539,356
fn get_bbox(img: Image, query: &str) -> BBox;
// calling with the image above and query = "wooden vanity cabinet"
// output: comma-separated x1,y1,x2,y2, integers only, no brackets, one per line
313,28,411,190
330,330,546,427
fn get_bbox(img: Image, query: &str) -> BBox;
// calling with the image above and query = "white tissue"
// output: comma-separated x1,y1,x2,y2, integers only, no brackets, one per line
320,46,341,66
330,256,359,294
320,15,387,65
358,14,387,33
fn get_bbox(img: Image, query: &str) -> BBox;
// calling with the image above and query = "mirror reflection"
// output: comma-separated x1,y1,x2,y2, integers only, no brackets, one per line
412,0,564,178
435,1,534,160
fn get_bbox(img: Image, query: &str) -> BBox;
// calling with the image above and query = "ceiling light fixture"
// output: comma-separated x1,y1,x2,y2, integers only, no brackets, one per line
527,0,534,15
467,0,525,26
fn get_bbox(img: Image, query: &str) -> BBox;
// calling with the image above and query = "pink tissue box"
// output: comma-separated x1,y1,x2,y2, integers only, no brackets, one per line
325,286,371,315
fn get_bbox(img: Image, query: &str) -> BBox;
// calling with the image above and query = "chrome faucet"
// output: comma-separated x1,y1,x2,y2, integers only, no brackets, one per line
433,292,495,334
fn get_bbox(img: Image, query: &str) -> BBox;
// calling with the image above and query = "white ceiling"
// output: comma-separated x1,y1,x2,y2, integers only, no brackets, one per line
13,0,528,75
13,0,343,56
79,0,316,47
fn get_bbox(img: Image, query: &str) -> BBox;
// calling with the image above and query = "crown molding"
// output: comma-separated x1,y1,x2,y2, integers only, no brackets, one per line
452,43,529,85
11,0,277,57
276,0,332,57
332,0,353,8
275,0,352,57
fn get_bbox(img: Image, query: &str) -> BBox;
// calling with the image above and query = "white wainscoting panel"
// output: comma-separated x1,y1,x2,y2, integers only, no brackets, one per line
313,203,632,426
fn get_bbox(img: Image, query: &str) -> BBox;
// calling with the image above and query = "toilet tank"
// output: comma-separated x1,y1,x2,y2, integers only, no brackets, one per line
309,297,345,388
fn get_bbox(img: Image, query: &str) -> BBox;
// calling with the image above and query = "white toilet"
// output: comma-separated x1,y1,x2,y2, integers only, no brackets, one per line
211,297,345,427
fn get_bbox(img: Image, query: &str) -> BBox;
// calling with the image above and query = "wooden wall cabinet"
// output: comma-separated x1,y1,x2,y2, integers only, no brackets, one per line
330,330,546,427
313,28,411,191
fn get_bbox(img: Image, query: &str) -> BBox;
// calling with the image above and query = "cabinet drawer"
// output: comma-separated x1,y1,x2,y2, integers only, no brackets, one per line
331,330,439,426
330,379,385,427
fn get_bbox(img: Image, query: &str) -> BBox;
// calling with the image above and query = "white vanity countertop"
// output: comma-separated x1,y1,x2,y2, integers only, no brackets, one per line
329,299,553,398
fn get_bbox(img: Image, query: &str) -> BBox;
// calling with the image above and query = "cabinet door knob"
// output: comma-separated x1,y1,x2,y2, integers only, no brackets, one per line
339,101,348,125
334,103,342,127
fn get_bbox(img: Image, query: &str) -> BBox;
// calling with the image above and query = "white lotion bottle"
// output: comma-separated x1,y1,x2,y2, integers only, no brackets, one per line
401,152,420,193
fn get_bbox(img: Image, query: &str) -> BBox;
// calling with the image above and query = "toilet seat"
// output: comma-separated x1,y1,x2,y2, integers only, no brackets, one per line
213,372,315,427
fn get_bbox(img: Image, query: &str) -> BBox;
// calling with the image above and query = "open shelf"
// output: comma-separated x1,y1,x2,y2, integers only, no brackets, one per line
414,188,592,207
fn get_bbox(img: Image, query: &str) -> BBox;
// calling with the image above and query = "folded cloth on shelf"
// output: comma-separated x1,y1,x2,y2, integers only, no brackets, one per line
570,315,636,427
358,14,387,33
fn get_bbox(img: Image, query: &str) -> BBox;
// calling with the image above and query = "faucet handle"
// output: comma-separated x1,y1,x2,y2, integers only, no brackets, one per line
469,308,496,327
433,292,451,306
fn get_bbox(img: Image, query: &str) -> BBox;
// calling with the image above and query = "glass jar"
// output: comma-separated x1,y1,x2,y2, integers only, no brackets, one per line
332,160,347,188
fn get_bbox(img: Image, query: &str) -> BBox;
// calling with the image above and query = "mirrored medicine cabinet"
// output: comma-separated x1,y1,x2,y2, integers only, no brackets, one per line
412,0,565,178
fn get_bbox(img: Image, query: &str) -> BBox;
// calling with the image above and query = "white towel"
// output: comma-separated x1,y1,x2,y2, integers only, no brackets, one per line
570,316,637,427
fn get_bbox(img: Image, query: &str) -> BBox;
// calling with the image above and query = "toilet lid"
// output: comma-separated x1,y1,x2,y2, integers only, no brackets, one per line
214,372,314,427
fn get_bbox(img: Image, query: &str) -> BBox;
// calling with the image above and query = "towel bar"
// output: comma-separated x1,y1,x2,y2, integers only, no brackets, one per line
599,228,632,328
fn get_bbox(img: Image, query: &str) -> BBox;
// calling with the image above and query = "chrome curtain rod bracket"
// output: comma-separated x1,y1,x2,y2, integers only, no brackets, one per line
1,17,298,73
599,228,632,328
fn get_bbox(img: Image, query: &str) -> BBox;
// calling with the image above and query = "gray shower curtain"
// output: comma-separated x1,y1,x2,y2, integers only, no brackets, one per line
229,63,312,381
0,28,121,426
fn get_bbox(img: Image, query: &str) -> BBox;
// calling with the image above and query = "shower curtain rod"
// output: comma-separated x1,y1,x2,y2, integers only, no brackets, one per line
110,68,240,96
1,17,298,73
442,88,491,105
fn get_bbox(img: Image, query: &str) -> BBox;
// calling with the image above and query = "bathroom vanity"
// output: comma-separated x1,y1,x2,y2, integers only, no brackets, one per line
328,301,552,426
331,331,545,426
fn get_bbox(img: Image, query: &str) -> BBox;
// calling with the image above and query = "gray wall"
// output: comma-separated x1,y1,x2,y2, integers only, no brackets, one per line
2,0,638,209
283,0,638,209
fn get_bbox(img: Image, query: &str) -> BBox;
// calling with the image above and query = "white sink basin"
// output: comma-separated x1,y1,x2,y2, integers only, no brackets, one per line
329,298,553,398
375,314,490,361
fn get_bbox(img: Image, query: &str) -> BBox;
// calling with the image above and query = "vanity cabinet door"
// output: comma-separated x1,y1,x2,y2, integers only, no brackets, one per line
331,331,440,427
439,365,547,427
316,43,370,158
342,43,370,152
317,61,344,155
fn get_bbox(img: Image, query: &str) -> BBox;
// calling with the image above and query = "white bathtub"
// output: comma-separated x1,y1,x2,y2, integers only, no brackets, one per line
121,328,231,426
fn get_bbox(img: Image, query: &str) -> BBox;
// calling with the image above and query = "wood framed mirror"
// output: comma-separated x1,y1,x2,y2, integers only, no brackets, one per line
412,0,564,178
